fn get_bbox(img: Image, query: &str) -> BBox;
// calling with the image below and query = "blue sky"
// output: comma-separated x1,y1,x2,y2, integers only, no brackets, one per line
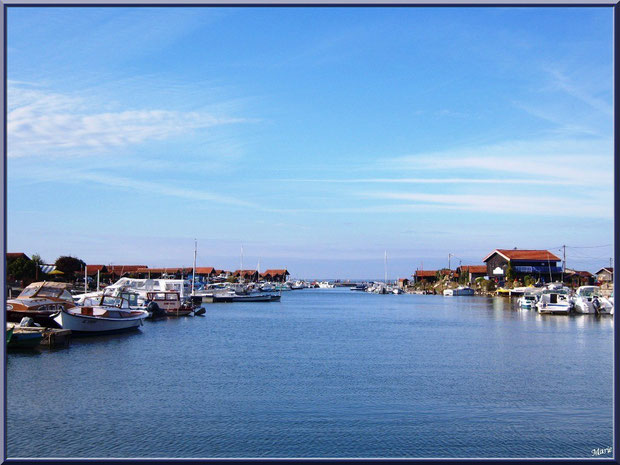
7,7,614,279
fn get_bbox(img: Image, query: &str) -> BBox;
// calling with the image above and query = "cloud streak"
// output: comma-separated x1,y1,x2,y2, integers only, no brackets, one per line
7,83,250,158
358,191,613,220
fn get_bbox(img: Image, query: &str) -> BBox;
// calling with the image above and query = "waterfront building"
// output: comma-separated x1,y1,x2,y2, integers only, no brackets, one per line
456,265,488,283
413,270,439,284
234,270,260,282
107,265,148,279
6,252,31,262
564,269,595,287
483,249,562,283
595,267,614,283
260,269,290,282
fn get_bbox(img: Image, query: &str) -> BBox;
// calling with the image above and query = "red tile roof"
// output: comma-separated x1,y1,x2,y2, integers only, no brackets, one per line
596,267,614,274
483,249,560,262
461,265,487,274
262,269,289,276
85,265,108,275
414,270,438,277
234,270,259,277
195,267,215,275
6,252,30,261
107,265,148,274
134,267,191,274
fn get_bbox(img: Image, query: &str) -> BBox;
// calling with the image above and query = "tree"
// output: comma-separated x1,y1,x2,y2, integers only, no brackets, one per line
459,268,469,285
31,253,45,281
55,256,86,280
523,275,534,287
7,257,37,283
506,263,515,282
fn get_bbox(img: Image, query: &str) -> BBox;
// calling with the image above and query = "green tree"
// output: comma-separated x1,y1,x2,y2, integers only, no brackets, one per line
506,263,515,282
31,253,45,281
55,256,86,280
459,268,469,285
7,257,37,283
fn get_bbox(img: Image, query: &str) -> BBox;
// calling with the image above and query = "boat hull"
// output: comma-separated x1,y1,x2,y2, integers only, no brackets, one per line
165,309,193,317
7,310,63,328
53,310,145,334
536,304,571,314
8,331,44,349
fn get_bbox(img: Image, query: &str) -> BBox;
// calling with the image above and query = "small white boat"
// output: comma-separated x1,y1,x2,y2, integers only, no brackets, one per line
443,286,475,296
517,293,538,310
53,295,148,334
572,287,613,315
536,290,572,314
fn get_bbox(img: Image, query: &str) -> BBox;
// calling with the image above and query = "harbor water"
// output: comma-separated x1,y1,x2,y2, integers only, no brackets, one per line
6,288,614,458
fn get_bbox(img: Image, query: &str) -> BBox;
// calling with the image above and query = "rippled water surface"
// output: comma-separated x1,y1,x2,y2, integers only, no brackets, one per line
6,289,614,458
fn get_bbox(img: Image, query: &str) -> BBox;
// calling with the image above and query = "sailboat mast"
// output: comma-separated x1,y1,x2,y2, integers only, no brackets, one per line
384,251,387,284
192,239,197,296
84,265,88,293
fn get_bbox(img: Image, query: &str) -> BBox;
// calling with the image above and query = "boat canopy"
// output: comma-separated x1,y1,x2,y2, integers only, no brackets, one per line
17,281,73,300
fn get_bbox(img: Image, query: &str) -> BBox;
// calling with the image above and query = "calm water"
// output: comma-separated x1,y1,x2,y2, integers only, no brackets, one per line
6,289,614,458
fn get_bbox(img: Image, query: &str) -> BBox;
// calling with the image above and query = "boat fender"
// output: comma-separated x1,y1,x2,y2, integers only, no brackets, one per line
18,317,35,327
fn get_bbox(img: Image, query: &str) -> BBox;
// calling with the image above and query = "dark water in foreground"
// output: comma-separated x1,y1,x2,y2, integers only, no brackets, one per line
6,289,614,458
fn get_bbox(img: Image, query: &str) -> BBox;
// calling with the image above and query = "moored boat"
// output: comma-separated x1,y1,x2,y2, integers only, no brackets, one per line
6,323,44,349
573,286,613,315
443,286,475,296
53,295,148,334
145,291,192,316
6,281,75,328
536,289,572,314
517,293,538,310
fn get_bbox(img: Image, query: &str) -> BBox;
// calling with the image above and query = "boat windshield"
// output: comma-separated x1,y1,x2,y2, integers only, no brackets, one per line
578,287,599,297
120,292,139,306
36,287,63,298
101,296,126,308
17,286,40,298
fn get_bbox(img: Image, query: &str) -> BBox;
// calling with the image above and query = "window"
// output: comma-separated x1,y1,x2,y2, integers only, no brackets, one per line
37,287,62,298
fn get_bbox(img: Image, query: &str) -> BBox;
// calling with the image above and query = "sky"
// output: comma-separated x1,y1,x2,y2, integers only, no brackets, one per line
6,7,614,280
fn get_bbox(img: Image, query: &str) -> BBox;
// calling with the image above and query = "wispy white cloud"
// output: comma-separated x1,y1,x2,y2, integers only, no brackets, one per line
357,191,612,220
278,177,568,186
386,137,613,187
68,171,260,209
544,66,613,116
7,83,250,158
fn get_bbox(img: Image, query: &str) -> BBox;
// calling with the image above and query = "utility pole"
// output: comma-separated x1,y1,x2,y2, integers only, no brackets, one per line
562,245,566,283
192,239,197,296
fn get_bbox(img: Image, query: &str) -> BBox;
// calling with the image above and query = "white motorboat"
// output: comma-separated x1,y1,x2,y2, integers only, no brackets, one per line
73,277,191,305
536,289,572,314
573,287,613,315
53,295,148,334
517,292,539,310
317,281,334,289
443,286,475,296
259,282,275,292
